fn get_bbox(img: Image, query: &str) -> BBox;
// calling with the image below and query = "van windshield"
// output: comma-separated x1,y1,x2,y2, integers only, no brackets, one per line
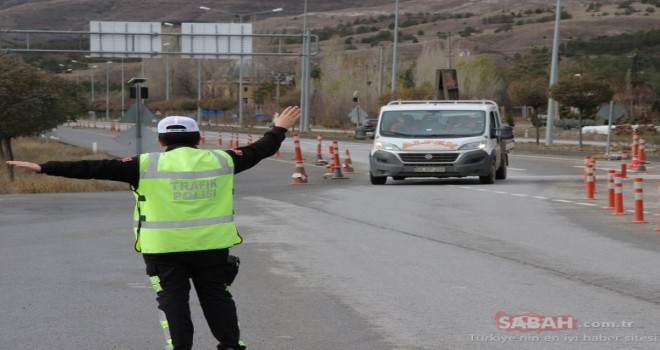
379,110,486,138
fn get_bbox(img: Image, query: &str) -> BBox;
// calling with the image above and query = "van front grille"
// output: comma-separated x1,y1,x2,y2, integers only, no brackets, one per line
399,153,459,163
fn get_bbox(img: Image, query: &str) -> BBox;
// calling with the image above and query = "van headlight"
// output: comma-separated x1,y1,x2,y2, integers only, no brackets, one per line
375,141,402,151
459,141,487,150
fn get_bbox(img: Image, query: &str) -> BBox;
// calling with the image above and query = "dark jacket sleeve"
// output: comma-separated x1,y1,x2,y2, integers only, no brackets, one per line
39,127,287,182
226,127,287,174
40,156,140,188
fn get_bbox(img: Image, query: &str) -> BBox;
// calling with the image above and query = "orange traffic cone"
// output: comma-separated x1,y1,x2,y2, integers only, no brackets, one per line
290,132,309,185
315,135,328,166
342,149,355,173
323,146,335,178
329,141,347,179
290,161,309,185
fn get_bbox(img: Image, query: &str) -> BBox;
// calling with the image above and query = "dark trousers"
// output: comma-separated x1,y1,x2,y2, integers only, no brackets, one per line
143,249,244,350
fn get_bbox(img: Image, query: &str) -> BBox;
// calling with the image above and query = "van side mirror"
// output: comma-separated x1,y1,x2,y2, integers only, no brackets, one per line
496,125,514,140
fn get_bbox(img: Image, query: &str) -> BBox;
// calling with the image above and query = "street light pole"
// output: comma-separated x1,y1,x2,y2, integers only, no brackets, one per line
391,0,400,95
164,42,171,100
238,23,245,128
121,58,125,117
71,60,80,85
300,0,310,132
545,0,562,145
378,45,384,96
90,65,97,102
163,22,175,101
105,61,111,121
197,59,202,124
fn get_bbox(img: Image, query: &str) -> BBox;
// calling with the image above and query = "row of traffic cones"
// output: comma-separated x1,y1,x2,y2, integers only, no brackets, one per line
625,132,648,172
583,155,650,225
322,141,351,179
290,134,354,185
214,132,255,148
73,120,124,132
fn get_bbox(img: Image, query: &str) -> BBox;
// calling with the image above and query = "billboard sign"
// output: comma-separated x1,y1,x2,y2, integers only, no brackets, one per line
90,21,162,58
180,23,252,59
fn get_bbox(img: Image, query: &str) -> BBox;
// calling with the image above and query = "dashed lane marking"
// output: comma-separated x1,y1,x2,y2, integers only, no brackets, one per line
455,186,658,217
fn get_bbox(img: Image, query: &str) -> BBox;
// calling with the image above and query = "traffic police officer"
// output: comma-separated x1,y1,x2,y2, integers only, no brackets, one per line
7,106,301,350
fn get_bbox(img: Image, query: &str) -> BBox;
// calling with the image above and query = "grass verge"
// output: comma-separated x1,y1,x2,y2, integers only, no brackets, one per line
1,137,129,194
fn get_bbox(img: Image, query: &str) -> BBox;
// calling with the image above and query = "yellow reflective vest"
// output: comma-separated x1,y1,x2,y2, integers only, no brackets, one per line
132,147,242,253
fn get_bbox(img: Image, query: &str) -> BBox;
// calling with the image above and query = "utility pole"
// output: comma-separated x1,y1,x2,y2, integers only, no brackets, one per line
105,61,111,121
378,45,384,96
391,0,400,95
299,0,310,132
545,0,562,145
128,78,147,155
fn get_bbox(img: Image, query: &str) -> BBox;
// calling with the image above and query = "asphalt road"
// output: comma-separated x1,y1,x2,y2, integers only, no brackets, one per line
3,127,660,349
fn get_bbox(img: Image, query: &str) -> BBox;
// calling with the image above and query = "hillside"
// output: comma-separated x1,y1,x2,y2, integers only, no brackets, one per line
1,0,659,60
1,0,659,123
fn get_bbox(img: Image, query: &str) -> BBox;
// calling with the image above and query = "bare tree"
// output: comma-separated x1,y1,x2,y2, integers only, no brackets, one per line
550,75,613,149
0,53,87,180
455,55,504,100
508,77,549,144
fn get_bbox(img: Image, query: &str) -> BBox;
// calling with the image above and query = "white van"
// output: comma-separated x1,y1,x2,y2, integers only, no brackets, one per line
369,100,514,185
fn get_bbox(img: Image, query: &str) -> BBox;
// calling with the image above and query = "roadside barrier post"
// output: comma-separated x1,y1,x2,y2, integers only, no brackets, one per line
631,177,648,224
585,163,595,200
627,132,640,169
613,173,626,216
604,169,616,209
583,156,592,184
636,137,647,172
620,163,628,179
591,158,597,193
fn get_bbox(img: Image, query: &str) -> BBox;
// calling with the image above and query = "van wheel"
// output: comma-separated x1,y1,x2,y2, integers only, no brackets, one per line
496,155,507,180
370,174,387,185
479,164,496,184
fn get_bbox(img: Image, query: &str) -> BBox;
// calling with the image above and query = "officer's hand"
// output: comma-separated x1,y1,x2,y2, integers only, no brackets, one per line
273,106,301,130
6,161,42,173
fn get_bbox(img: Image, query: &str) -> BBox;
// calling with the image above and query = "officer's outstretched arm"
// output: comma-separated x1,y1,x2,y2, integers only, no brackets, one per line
6,161,42,173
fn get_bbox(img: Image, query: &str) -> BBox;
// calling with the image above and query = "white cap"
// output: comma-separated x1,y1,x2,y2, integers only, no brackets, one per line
157,116,199,133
